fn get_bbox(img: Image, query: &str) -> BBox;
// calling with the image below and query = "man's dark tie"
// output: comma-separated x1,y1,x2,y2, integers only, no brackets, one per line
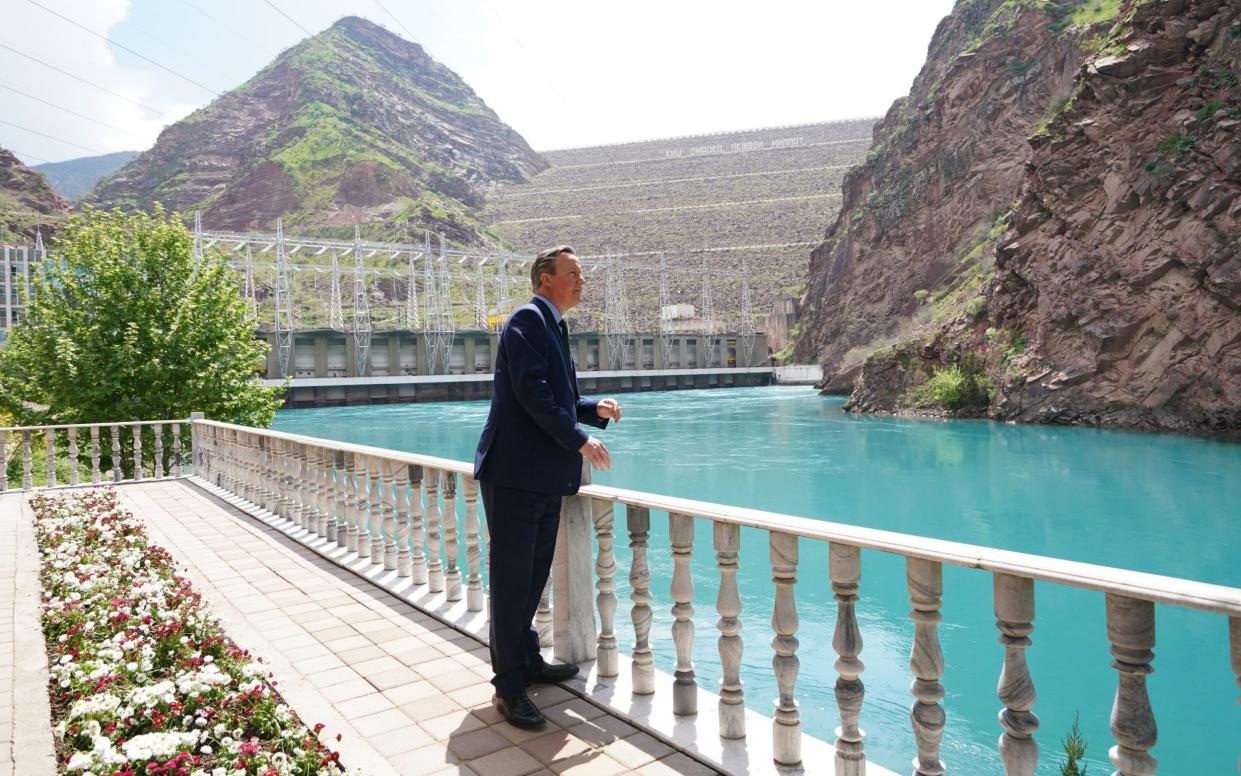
557,319,571,359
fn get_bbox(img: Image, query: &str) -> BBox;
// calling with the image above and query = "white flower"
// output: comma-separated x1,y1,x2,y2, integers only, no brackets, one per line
67,693,122,721
121,730,199,761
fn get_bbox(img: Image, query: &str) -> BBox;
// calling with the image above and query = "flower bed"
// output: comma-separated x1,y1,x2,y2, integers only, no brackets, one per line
33,488,352,776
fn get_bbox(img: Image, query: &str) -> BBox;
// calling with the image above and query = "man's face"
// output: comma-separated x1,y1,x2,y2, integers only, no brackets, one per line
541,253,586,312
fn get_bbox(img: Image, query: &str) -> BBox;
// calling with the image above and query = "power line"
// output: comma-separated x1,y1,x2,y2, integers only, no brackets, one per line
260,0,312,36
0,41,164,116
372,0,422,45
0,118,107,155
171,0,265,47
0,82,146,141
25,0,221,96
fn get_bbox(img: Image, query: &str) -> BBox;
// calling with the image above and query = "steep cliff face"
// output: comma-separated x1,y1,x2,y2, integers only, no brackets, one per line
794,0,1091,383
989,0,1241,429
87,16,545,245
798,0,1241,432
0,148,70,242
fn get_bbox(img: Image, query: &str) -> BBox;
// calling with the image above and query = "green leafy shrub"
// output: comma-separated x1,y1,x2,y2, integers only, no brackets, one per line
1156,134,1197,155
965,295,988,317
914,289,930,303
912,356,991,410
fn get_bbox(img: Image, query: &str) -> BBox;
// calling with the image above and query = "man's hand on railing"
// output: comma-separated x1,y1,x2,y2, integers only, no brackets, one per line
579,436,612,471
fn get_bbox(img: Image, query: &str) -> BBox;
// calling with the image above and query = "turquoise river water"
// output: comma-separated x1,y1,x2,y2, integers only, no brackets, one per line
273,386,1240,775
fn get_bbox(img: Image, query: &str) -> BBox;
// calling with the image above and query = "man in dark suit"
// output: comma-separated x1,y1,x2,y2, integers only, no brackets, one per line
474,244,622,729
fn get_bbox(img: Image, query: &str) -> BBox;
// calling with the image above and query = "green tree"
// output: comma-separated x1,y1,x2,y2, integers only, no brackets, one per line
0,206,282,429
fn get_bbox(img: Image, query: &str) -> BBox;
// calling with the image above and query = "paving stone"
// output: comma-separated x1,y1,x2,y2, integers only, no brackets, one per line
468,745,543,776
444,726,511,760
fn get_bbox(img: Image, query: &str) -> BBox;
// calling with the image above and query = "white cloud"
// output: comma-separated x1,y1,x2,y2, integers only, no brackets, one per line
0,0,181,163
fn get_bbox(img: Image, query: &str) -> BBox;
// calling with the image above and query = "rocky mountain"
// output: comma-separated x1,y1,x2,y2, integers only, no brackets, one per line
0,148,70,242
796,0,1241,432
86,16,545,245
35,151,139,201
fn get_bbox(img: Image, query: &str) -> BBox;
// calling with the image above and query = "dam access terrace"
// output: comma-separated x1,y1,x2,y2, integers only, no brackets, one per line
3,388,1239,776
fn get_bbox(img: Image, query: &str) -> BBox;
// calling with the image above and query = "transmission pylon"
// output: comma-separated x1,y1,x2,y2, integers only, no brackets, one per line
475,258,488,330
701,255,717,367
34,229,44,252
243,245,257,320
405,240,420,329
328,248,344,330
192,212,203,260
273,219,294,378
658,252,674,366
435,238,455,373
604,252,631,370
351,225,372,376
739,255,756,367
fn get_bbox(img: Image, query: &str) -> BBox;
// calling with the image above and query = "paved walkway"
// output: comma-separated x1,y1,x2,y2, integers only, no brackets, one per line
0,492,56,776
118,480,719,776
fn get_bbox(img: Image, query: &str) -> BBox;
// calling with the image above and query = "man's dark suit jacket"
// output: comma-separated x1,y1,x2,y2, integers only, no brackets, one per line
474,296,608,496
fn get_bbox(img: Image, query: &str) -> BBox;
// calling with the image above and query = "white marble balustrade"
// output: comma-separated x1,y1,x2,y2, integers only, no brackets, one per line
0,419,192,491
186,419,1241,776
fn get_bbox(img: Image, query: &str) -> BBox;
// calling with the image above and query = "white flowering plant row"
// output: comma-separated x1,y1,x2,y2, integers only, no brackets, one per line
33,488,354,776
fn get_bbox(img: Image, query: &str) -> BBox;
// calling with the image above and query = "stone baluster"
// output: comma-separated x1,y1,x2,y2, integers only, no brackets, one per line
132,425,144,481
715,522,744,739
409,466,427,583
109,425,121,483
240,430,252,496
269,437,284,516
89,426,101,484
594,499,619,678
995,573,1038,775
21,430,32,489
152,423,164,478
345,452,363,553
319,450,333,542
259,434,271,507
425,470,444,593
171,423,182,477
464,476,484,611
536,582,553,648
442,472,462,601
67,427,79,486
297,443,313,530
628,505,654,695
670,512,697,716
1230,617,1240,776
331,451,347,545
1106,594,1158,776
908,557,946,776
368,455,386,564
395,464,412,576
831,542,866,773
292,442,307,528
381,458,398,569
45,428,56,487
0,429,7,491
771,531,801,767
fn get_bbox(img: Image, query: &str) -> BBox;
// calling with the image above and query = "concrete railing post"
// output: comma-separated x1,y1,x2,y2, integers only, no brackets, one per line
553,460,598,664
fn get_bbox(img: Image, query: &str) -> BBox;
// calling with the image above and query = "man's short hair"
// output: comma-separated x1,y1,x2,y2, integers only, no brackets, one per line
530,245,575,292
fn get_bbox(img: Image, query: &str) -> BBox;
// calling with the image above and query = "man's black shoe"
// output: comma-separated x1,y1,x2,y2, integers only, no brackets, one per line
525,661,580,686
493,691,546,729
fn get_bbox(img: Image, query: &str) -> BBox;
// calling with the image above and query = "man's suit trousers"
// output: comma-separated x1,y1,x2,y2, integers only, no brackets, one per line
480,481,562,697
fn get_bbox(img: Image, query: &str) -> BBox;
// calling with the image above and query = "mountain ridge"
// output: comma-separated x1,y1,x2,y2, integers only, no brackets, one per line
86,16,545,246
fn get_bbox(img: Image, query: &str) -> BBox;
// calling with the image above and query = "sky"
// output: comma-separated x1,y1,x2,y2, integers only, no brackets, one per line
0,0,957,165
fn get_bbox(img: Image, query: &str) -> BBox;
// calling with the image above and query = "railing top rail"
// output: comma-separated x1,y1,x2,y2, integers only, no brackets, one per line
196,419,1241,618
1,419,192,433
196,419,475,478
